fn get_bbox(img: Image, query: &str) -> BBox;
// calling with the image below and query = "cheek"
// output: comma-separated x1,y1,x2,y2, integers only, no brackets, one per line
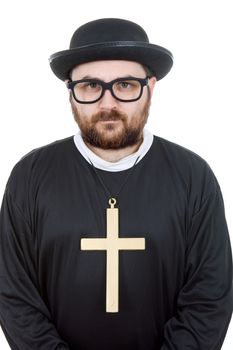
75,104,96,118
123,100,146,117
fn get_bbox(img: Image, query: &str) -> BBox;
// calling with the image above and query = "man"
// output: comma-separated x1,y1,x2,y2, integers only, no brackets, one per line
0,18,232,350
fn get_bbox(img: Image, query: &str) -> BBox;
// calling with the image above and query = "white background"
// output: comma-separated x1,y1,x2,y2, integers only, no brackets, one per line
0,0,232,348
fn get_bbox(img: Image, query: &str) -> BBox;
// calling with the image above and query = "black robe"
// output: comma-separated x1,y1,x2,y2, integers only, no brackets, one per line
0,135,232,350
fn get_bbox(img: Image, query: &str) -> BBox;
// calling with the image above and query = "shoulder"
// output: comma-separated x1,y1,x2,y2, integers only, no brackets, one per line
154,135,208,167
6,136,74,197
153,135,220,198
20,136,73,164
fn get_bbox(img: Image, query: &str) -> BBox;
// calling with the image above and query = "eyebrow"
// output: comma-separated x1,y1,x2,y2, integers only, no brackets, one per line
79,74,137,80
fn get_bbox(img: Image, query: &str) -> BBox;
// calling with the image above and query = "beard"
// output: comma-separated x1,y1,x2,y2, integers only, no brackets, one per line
70,94,151,150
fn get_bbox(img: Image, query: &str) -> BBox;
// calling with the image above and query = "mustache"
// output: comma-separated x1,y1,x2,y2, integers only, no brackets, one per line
91,110,127,123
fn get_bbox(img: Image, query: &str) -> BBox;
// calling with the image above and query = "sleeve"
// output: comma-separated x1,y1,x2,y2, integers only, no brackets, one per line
0,189,70,350
160,183,233,349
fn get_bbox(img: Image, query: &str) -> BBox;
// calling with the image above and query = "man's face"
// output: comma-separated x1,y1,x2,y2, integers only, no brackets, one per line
69,60,156,149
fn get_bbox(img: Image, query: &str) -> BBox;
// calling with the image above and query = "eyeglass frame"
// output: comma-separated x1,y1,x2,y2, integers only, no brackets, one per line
66,76,150,104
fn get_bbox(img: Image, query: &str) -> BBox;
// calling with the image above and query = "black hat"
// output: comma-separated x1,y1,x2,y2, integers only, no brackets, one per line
49,18,173,81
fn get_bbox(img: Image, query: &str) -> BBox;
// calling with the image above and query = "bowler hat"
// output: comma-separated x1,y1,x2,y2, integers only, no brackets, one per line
49,18,173,81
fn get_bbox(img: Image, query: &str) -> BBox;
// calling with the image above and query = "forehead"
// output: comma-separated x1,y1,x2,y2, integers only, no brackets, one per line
71,60,146,80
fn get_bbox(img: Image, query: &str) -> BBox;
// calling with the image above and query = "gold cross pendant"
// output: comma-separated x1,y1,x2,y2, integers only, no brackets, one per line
80,198,146,313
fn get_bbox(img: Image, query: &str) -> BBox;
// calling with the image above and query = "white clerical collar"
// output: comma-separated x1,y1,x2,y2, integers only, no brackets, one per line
73,129,154,172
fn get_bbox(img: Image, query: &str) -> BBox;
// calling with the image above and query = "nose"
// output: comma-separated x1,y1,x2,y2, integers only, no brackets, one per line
98,89,118,109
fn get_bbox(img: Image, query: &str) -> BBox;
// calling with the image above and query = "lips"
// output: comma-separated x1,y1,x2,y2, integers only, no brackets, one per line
92,111,126,123
99,119,121,122
98,116,122,122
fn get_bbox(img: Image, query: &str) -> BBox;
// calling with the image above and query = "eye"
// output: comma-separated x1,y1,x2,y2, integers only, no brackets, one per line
88,82,99,89
81,82,99,89
79,81,102,92
115,80,139,92
118,81,131,89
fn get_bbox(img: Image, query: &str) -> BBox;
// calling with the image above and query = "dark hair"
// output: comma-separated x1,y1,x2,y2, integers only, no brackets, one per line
143,65,154,78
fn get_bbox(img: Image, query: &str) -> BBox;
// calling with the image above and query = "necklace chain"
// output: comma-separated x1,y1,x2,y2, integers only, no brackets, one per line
88,156,140,203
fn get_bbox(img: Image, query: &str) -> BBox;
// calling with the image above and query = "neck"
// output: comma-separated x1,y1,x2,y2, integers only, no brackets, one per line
84,136,143,162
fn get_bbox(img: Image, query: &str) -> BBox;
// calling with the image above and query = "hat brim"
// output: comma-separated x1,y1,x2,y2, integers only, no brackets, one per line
49,41,173,81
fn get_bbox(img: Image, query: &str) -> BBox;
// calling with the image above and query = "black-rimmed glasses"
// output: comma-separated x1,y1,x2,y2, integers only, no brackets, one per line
66,76,150,104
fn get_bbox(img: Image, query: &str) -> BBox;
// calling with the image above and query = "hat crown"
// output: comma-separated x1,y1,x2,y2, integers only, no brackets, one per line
70,18,149,48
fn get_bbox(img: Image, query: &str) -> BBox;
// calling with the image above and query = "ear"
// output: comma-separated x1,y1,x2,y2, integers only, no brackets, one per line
148,76,157,96
65,79,73,101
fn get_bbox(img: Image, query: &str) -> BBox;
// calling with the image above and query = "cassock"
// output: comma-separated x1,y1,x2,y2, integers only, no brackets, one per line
0,130,232,350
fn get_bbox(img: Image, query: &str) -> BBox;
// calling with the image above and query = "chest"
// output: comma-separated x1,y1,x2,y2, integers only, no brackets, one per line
34,164,188,270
